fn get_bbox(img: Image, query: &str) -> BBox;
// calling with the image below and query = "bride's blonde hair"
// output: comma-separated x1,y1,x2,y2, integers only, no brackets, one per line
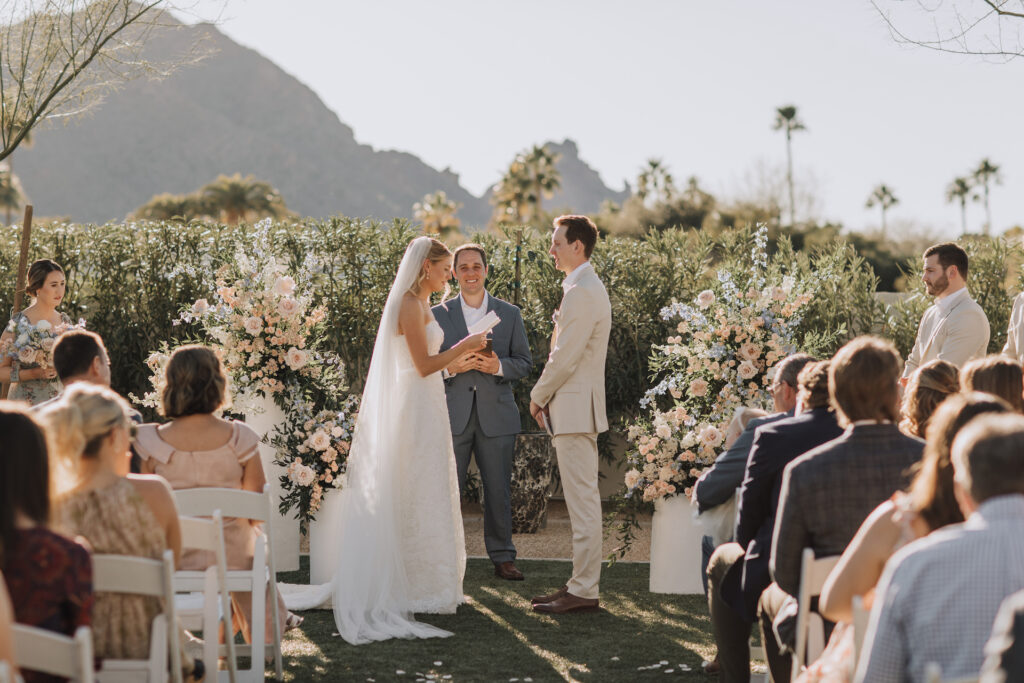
38,384,132,495
410,238,452,301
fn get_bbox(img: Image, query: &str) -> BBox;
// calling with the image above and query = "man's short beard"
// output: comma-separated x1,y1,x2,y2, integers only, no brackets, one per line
927,273,949,296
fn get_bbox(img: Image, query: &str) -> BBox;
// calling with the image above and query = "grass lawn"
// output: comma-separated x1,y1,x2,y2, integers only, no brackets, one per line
274,557,723,682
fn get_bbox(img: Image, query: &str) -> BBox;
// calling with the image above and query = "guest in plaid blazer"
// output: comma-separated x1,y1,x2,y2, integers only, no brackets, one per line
762,337,925,681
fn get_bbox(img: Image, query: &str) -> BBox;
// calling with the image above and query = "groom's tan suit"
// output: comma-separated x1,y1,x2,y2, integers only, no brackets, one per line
531,261,611,599
902,287,990,379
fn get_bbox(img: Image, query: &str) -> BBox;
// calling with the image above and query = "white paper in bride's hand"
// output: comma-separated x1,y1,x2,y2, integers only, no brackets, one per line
467,310,501,336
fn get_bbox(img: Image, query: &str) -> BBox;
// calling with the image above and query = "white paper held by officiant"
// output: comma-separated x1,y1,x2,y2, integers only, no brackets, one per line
467,310,501,336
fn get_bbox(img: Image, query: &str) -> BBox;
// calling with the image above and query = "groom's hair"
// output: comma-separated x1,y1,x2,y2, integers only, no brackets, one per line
452,243,487,270
554,215,598,258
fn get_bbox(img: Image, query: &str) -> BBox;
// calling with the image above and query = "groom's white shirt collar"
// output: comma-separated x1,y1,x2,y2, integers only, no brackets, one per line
460,291,490,328
935,286,968,313
562,260,593,293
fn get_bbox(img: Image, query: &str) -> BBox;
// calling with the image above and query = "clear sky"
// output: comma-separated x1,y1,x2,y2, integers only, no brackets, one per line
177,0,1024,237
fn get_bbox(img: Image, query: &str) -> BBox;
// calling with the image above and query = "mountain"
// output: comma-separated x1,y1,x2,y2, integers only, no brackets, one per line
12,17,626,227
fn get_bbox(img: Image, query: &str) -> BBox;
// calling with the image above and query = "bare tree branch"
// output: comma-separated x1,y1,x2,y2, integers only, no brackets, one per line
872,0,1024,59
0,0,214,162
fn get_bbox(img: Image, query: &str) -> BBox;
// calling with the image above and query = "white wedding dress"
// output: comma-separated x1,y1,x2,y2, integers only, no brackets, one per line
281,237,466,644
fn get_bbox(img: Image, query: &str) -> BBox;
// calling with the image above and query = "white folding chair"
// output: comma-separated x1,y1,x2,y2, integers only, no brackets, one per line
851,595,869,669
174,512,238,683
791,548,841,679
12,624,94,682
92,550,183,683
0,659,11,683
173,485,282,682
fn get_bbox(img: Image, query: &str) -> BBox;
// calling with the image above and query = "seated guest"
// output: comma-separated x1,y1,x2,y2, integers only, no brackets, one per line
768,337,925,681
134,345,297,642
694,353,814,515
899,359,959,438
801,393,1012,681
961,355,1024,413
707,360,843,683
39,385,200,682
0,573,15,678
0,402,92,683
982,589,1024,683
856,413,1024,682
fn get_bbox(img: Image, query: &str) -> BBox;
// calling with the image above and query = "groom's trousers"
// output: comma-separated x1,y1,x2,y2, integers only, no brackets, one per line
552,432,602,599
452,401,517,564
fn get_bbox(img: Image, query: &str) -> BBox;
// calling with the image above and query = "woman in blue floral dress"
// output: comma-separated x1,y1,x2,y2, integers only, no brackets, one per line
1,259,75,405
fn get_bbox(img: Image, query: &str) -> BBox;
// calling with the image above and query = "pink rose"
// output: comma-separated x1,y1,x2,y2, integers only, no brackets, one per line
243,316,263,336
690,378,709,397
17,346,37,365
273,276,296,297
696,290,716,309
277,297,300,318
285,347,308,370
737,360,758,380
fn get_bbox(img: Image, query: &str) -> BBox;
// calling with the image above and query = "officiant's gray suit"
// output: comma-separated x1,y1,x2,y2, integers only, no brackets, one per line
433,293,532,564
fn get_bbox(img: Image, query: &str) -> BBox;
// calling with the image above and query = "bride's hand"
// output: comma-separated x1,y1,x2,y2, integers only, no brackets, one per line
457,332,487,354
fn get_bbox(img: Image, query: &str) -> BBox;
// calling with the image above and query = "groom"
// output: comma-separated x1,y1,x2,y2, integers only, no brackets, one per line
530,215,611,614
433,243,533,581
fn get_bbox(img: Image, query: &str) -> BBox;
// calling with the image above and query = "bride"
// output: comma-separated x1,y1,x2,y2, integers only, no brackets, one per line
315,236,486,644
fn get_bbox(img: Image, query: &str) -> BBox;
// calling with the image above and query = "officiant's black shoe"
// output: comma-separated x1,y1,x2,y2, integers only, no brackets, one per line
531,585,568,605
532,592,600,614
494,561,524,581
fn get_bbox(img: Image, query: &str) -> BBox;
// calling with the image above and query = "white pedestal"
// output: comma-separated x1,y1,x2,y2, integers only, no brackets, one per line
649,494,705,594
309,488,344,585
246,396,300,572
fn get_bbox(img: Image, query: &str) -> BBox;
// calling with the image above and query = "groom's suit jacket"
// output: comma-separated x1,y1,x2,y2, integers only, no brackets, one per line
903,289,989,378
433,294,532,437
530,264,611,436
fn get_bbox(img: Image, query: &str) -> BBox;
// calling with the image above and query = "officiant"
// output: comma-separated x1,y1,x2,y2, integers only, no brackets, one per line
433,243,533,581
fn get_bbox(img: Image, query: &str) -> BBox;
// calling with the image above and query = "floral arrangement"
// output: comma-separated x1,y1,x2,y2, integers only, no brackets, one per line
271,387,359,525
135,220,359,525
2,316,84,372
622,227,816,503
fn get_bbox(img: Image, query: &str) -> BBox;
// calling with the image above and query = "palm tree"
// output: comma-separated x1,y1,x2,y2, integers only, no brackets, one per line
521,144,561,222
972,158,1001,235
413,191,461,235
773,105,807,227
0,168,26,226
944,176,974,234
636,158,675,205
199,174,288,225
491,161,533,225
866,184,899,237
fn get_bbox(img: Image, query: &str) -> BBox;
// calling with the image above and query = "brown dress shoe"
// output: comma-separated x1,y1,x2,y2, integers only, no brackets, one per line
532,592,600,614
494,561,524,581
531,585,568,605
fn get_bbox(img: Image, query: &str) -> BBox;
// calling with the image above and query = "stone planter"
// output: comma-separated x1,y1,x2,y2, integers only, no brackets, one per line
245,395,301,572
649,494,705,594
510,431,557,533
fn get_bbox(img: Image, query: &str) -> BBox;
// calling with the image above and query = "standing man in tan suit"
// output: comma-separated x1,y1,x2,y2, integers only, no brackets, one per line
1002,292,1024,363
530,215,611,615
901,242,989,386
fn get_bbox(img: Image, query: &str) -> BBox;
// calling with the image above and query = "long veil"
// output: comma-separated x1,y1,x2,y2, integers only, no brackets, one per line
325,236,454,644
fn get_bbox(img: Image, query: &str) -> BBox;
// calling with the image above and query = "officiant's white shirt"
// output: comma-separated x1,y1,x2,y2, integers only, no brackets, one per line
460,291,502,376
562,260,594,293
903,286,989,378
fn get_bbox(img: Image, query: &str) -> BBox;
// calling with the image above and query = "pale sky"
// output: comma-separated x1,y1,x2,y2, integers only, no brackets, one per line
178,0,1024,237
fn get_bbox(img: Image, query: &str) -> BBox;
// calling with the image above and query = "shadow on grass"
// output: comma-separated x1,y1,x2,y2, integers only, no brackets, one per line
274,558,716,681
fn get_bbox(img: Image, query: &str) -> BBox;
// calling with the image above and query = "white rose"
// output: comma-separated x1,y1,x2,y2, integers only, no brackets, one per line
285,347,308,370
331,426,343,438
277,297,300,318
696,290,716,309
658,465,676,482
273,276,296,297
737,360,758,380
700,425,724,448
655,424,672,440
308,429,331,452
690,378,709,398
243,316,263,336
293,464,315,487
191,298,210,316
624,469,641,489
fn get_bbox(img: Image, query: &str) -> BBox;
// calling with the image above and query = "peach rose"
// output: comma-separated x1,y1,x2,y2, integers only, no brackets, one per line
690,378,709,397
273,276,296,297
277,297,300,318
285,347,308,370
243,316,263,336
696,290,716,309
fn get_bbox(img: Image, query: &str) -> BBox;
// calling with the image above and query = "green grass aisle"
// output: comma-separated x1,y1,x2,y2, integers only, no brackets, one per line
275,557,717,682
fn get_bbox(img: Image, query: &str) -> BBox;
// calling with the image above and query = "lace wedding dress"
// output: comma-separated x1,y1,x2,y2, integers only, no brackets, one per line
282,237,466,644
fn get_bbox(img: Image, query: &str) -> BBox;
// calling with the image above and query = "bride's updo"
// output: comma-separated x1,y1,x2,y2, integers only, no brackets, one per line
410,237,452,299
38,383,133,493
